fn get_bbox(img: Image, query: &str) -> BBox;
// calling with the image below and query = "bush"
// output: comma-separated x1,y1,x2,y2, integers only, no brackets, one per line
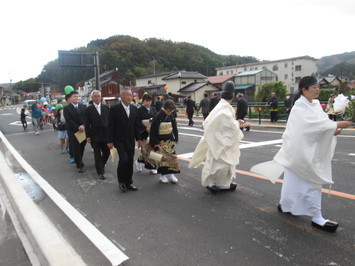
255,82,287,102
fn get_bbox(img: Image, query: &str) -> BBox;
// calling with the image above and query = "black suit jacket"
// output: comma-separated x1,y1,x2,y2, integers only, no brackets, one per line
236,98,248,119
184,98,196,114
64,103,86,133
137,105,157,140
85,104,110,142
107,103,141,151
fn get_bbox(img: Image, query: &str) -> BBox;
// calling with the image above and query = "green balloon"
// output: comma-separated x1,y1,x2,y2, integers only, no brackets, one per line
64,85,74,94
55,104,63,110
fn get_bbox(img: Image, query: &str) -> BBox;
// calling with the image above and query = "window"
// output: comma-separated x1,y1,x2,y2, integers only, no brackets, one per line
148,80,152,84
181,81,186,85
272,65,278,71
284,63,288,68
255,67,258,70
284,74,288,79
250,67,253,71
295,77,301,83
219,72,223,75
262,66,266,69
295,65,302,71
244,68,247,71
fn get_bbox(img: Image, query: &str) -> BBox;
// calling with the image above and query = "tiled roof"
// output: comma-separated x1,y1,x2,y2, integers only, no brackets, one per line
163,71,206,80
178,82,208,92
206,74,234,84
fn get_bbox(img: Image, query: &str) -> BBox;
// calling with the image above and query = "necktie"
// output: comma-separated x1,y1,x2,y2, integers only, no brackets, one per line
126,106,130,117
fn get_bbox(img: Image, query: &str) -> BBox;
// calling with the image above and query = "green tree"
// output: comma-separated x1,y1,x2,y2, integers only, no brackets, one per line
255,82,287,102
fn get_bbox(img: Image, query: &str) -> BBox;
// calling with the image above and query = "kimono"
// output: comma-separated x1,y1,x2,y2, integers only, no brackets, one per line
251,95,337,217
189,99,244,187
149,110,180,175
137,105,157,169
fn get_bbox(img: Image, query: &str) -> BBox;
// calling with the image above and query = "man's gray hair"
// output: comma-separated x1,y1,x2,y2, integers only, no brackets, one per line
90,90,101,98
237,93,244,98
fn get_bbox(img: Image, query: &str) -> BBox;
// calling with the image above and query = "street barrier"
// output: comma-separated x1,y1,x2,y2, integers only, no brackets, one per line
0,131,129,265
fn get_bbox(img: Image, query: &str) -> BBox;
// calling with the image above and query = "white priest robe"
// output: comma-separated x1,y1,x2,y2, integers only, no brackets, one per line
251,95,337,217
189,99,244,187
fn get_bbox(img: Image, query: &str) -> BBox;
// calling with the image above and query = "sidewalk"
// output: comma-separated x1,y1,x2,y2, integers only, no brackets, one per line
176,114,355,135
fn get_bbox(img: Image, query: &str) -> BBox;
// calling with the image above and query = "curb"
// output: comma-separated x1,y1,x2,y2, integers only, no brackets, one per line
0,146,86,265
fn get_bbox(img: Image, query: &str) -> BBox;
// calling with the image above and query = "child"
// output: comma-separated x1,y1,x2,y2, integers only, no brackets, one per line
55,105,68,153
20,108,28,130
149,100,180,183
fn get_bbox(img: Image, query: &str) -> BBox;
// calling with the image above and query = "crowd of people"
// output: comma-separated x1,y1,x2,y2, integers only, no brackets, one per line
22,76,351,233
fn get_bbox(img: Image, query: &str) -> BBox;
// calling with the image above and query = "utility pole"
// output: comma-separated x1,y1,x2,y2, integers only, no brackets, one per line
94,52,100,91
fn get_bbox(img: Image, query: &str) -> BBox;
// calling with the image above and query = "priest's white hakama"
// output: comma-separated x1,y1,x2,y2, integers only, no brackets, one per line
189,99,244,187
251,96,337,219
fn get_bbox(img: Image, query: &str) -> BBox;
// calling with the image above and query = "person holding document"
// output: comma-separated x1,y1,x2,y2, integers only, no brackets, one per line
85,90,110,180
64,91,87,173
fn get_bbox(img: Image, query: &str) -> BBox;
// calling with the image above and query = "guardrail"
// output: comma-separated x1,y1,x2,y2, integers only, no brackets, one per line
0,131,129,265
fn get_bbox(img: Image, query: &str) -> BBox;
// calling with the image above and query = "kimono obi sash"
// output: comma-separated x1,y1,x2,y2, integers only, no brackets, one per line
142,119,150,128
159,122,172,135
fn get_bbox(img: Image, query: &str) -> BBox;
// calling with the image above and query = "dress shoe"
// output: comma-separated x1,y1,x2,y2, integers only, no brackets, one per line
277,204,291,214
77,167,84,173
119,183,127,192
126,185,138,191
229,183,237,191
206,185,220,193
98,174,106,180
311,220,338,233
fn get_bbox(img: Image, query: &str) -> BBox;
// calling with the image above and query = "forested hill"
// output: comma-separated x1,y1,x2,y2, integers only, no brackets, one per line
18,35,257,92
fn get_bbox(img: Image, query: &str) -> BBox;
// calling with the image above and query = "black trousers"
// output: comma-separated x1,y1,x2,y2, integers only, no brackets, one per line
202,112,209,120
68,131,86,168
187,112,194,125
92,141,110,175
116,148,134,186
270,111,278,122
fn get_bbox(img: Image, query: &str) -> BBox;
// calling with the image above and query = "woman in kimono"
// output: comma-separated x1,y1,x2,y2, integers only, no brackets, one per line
251,76,351,233
149,100,180,184
135,94,158,174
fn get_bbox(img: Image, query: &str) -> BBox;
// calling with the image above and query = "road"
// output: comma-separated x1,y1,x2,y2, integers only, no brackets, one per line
0,105,354,265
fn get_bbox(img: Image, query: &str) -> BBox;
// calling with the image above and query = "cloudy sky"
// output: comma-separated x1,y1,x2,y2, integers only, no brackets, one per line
0,0,353,83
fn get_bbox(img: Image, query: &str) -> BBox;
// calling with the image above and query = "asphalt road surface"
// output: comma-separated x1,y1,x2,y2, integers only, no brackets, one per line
0,105,354,265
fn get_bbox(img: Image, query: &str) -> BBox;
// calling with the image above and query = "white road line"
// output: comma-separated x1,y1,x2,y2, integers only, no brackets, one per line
349,153,355,156
178,139,283,159
239,139,283,149
0,131,129,265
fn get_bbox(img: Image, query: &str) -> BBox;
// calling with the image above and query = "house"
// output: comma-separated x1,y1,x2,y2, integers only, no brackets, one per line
205,74,234,90
216,56,318,94
81,69,131,105
234,69,277,101
178,81,220,103
134,71,208,104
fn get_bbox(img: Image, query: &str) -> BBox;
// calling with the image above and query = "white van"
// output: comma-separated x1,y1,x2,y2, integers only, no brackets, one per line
24,100,36,107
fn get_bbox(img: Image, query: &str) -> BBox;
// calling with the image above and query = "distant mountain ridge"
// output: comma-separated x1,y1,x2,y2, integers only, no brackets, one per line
11,35,355,91
317,51,355,72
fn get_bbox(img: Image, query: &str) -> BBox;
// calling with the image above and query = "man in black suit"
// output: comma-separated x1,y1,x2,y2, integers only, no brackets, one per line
183,95,196,126
107,89,142,192
85,90,110,180
209,92,220,112
236,93,248,120
64,91,87,173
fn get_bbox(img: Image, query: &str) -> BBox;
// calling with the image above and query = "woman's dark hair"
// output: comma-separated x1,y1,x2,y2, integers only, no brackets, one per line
142,94,153,102
163,99,176,111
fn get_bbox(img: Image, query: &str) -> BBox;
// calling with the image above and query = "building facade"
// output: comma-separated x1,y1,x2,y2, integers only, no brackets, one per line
216,56,318,94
